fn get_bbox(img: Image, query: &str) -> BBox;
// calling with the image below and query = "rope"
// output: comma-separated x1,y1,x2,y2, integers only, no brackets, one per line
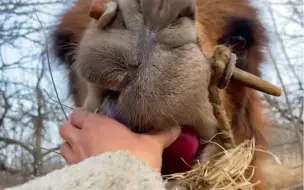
208,46,237,149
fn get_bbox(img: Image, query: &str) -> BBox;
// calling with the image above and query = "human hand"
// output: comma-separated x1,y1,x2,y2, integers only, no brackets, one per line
59,108,181,172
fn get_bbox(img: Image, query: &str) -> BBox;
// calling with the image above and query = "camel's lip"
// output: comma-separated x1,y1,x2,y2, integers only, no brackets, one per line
105,105,148,134
105,106,130,128
101,90,206,175
105,105,205,176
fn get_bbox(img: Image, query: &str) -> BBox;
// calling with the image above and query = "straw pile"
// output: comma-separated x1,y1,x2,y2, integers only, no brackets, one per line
165,139,258,190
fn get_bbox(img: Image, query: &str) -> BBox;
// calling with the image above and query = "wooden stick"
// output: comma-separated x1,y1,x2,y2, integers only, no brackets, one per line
217,59,282,96
234,68,281,96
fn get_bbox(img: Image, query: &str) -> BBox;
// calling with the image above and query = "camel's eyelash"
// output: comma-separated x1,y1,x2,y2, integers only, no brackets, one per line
219,18,255,49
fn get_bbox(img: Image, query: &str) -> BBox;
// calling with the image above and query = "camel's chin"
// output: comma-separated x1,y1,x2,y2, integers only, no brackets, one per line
100,94,205,176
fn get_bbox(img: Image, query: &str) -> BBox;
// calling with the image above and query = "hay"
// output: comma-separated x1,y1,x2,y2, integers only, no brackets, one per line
164,139,258,190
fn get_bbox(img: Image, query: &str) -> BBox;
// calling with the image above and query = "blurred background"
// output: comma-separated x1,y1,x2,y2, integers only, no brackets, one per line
0,0,303,189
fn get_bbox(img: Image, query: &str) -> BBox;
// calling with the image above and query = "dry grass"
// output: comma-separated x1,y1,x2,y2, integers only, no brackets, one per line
164,139,258,190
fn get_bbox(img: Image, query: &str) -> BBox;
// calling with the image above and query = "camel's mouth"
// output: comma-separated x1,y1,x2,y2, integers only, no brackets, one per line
102,90,205,176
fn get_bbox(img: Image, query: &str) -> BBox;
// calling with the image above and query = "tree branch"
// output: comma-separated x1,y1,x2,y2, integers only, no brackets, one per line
0,137,33,154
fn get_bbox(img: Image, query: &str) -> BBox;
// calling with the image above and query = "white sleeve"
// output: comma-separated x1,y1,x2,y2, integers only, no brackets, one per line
6,151,167,190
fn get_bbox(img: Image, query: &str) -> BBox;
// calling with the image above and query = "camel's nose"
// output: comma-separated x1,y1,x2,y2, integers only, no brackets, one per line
141,0,196,31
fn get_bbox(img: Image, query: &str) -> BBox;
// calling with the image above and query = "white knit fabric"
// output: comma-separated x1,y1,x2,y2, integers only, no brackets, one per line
6,151,168,190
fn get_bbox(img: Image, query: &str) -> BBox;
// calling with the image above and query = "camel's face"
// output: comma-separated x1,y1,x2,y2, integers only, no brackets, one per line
75,0,217,138
52,0,269,187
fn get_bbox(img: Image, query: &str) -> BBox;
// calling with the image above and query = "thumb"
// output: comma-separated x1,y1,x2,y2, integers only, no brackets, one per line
146,127,181,149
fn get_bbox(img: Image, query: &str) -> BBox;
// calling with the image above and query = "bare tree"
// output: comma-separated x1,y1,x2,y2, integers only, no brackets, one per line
261,0,304,169
0,0,71,187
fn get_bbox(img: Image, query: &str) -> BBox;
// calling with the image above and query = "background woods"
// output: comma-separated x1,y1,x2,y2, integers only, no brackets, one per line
0,0,303,189
0,0,71,186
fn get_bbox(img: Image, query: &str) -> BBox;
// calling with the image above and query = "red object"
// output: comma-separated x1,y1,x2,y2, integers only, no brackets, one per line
89,0,106,20
162,127,200,175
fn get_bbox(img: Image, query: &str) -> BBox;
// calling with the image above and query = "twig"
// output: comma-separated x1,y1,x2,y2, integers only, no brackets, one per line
35,14,68,120
0,163,22,175
263,94,304,125
268,3,303,89
0,137,33,153
43,89,75,110
0,137,60,155
267,46,303,157
41,146,60,156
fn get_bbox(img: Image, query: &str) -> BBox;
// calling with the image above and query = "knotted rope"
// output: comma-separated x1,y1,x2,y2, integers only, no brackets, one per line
208,46,237,150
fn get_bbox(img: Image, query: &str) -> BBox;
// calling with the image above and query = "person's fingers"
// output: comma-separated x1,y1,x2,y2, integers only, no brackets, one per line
59,122,80,147
70,108,90,129
144,126,181,149
60,142,76,165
